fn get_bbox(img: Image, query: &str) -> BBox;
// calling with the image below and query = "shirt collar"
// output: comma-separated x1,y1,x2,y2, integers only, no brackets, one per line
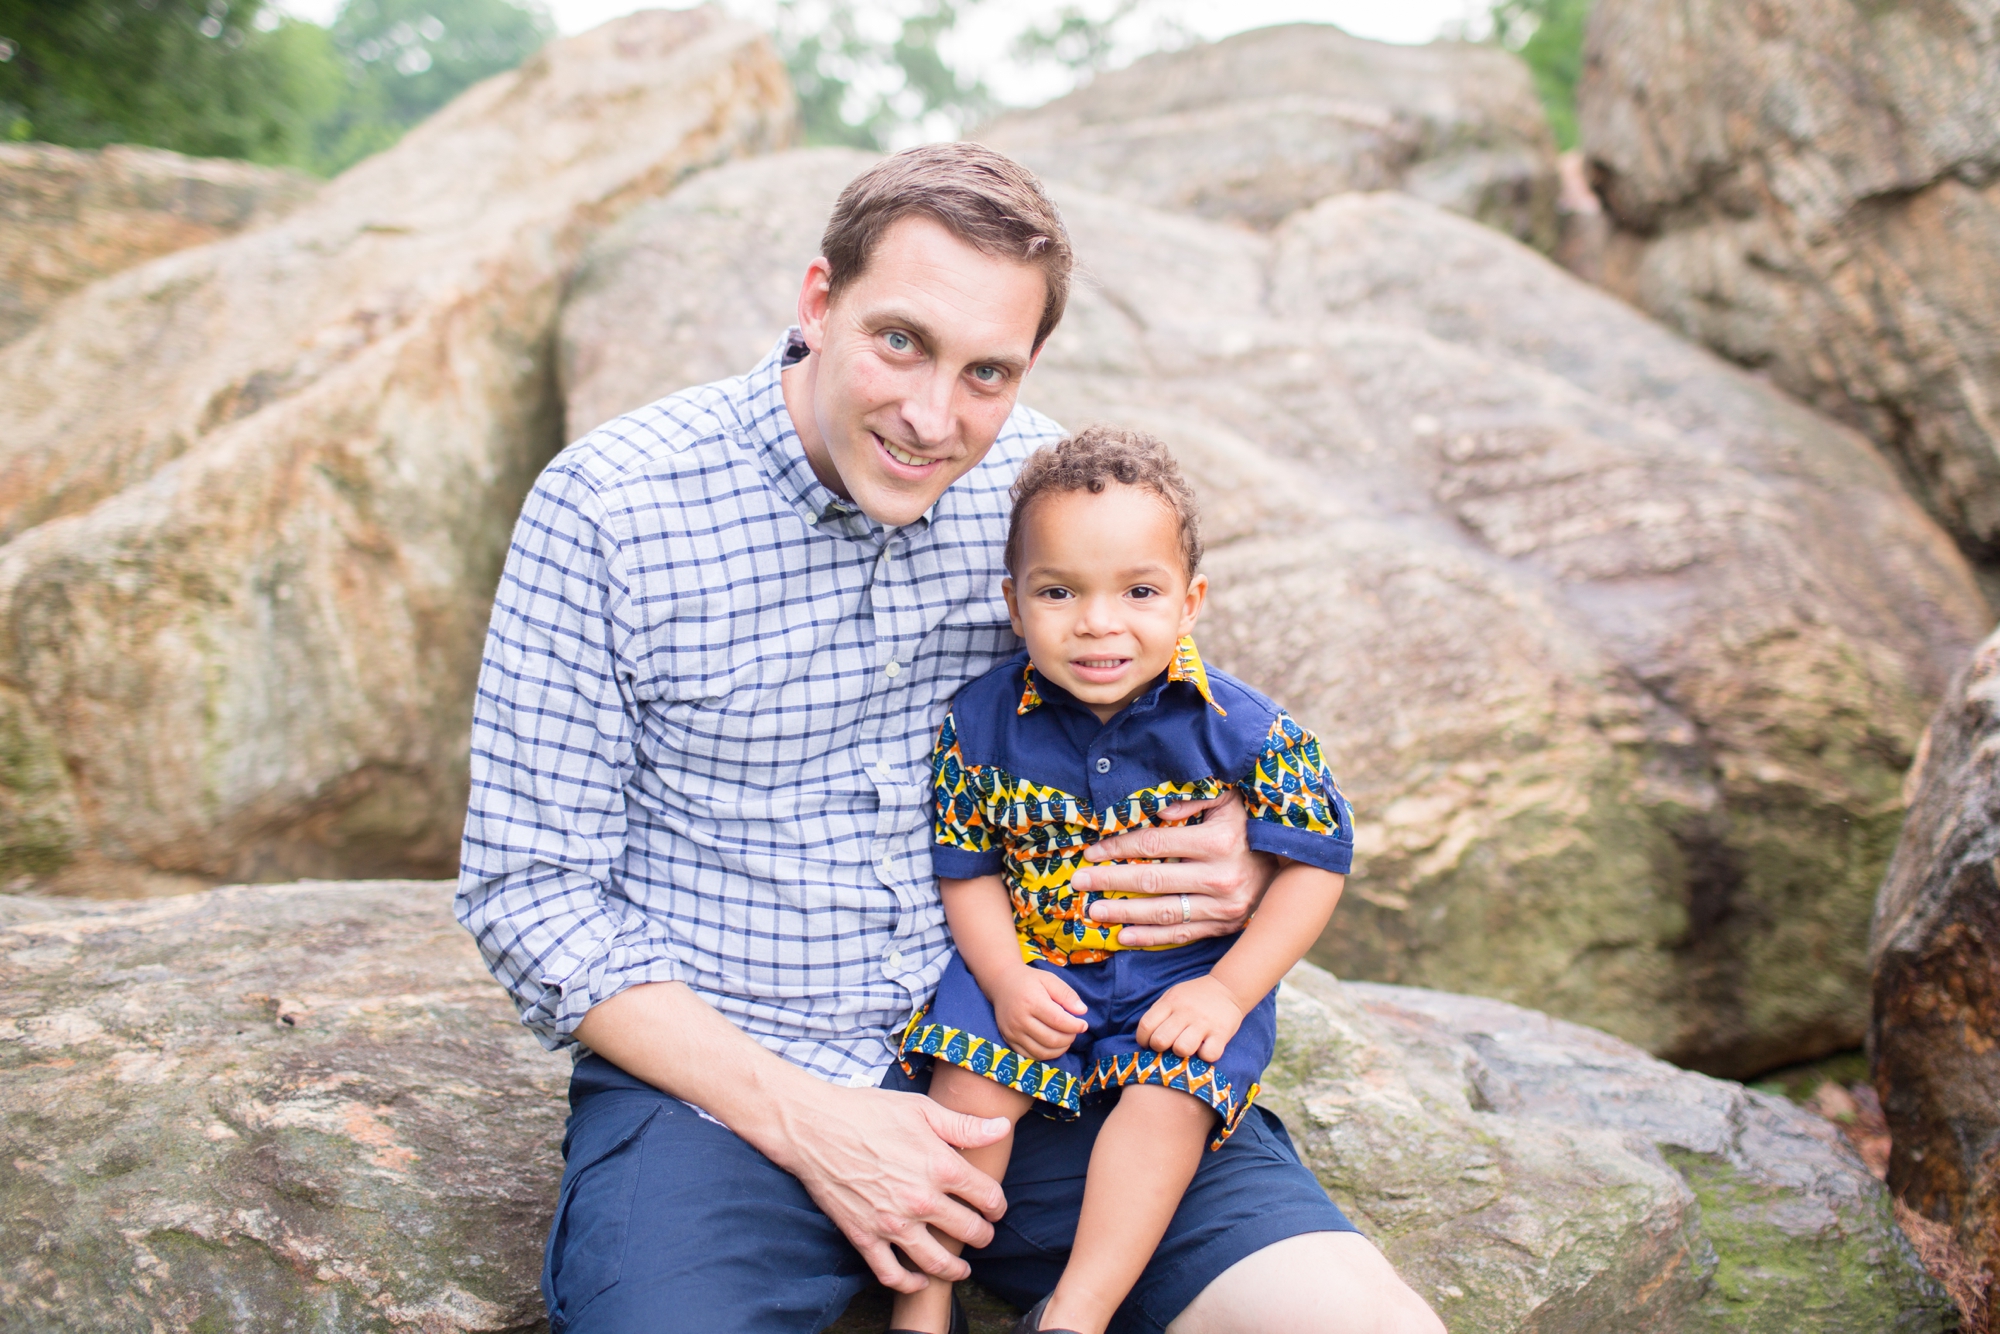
746,327,936,538
1016,636,1227,718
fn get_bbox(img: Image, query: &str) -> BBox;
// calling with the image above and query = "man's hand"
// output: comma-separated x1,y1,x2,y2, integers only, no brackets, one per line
1136,975,1245,1063
987,964,1088,1060
572,981,1011,1295
1075,791,1278,946
770,1084,1012,1293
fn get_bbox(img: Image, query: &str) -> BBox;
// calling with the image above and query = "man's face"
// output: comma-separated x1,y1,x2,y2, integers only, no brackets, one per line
783,215,1048,528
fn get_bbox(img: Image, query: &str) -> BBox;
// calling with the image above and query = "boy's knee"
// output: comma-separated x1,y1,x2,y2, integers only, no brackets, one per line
928,1061,1034,1120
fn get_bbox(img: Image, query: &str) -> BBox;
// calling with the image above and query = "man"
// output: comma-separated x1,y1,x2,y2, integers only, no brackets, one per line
459,143,1442,1334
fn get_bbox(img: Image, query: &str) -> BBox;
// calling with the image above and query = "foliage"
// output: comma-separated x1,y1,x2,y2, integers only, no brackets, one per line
0,0,549,176
0,0,344,164
765,0,995,150
313,0,551,174
1487,0,1594,150
760,0,1176,150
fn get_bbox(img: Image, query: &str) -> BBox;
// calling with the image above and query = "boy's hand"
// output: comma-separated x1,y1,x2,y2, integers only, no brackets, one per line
1136,976,1245,1064
989,966,1089,1061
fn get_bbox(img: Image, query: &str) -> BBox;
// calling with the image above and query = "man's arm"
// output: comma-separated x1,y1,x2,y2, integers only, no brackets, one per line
1075,791,1279,947
459,464,1010,1293
572,983,1010,1292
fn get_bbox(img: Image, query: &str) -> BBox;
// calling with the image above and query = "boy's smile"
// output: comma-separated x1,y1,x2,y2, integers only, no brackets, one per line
1003,483,1207,723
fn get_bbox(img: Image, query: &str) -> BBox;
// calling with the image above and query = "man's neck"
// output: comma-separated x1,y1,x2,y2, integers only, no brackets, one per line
779,354,851,501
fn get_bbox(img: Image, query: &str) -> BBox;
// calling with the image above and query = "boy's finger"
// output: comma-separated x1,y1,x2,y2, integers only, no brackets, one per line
1043,975,1087,1014
1032,994,1088,1032
1199,1033,1227,1063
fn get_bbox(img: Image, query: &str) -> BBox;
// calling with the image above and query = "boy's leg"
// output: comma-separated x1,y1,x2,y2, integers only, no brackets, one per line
544,1055,872,1334
1038,1085,1213,1334
889,1062,1033,1334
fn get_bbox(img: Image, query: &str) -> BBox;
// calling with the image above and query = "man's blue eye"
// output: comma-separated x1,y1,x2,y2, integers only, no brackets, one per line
973,365,1001,383
885,331,912,352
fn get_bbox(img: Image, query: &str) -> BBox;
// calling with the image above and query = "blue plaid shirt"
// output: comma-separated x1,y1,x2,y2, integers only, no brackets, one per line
457,331,1064,1084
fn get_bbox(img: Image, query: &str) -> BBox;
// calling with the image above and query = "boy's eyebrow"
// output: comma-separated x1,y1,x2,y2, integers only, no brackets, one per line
1021,558,1179,582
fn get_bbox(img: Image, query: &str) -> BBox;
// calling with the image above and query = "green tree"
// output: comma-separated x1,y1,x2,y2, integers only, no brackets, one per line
1488,0,1594,150
312,0,551,173
0,0,344,164
768,0,994,149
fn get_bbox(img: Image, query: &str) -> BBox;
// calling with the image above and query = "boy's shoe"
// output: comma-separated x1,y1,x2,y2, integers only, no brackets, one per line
887,1289,968,1334
1010,1295,1085,1334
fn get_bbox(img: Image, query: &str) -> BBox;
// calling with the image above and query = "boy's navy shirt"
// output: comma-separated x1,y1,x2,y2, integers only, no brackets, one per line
930,640,1353,965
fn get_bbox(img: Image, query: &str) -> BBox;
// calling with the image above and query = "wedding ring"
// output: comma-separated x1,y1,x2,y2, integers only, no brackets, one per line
1180,893,1192,925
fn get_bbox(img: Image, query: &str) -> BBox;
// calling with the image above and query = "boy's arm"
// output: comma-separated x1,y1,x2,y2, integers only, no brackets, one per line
939,875,1088,1060
1208,863,1344,1006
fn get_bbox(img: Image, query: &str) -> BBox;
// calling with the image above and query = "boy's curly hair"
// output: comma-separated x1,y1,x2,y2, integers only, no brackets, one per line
1005,427,1203,578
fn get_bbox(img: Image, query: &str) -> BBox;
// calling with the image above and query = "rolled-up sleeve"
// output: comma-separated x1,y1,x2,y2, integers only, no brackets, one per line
456,462,679,1049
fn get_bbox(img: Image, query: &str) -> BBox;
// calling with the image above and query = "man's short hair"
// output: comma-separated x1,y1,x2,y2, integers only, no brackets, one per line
822,143,1073,351
1006,427,1203,578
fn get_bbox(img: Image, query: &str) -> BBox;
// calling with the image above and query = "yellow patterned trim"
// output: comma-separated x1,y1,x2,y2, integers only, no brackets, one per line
1242,712,1342,836
1016,661,1044,715
898,1009,1080,1113
1165,636,1226,716
1086,1050,1259,1150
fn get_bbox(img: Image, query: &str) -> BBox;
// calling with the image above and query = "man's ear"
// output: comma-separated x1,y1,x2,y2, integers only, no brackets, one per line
1178,572,1208,635
1002,576,1025,638
796,257,834,349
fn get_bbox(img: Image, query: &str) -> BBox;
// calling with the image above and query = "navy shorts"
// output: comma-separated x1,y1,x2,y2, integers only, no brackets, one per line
900,937,1276,1149
542,1053,1355,1334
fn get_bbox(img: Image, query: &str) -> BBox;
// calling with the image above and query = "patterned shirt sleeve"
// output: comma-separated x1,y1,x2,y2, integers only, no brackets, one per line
932,710,1005,880
1237,710,1355,874
454,461,681,1050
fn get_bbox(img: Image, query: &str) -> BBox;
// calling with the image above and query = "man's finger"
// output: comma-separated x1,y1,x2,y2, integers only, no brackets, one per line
885,1225,973,1286
1083,796,1226,863
858,1236,942,1293
1113,919,1226,949
922,1102,1013,1157
931,1147,1009,1226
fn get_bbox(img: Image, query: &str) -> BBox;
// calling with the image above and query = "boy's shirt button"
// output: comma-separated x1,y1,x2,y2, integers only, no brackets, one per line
1095,756,1112,773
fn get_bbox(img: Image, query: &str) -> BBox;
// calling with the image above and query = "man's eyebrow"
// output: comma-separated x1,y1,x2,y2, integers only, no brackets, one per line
865,306,1031,374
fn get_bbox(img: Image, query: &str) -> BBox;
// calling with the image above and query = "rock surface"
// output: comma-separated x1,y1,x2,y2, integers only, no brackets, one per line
0,143,316,348
1872,620,2000,1308
976,23,1558,246
0,880,1950,1332
0,881,570,1332
0,8,795,895
1576,0,2000,565
560,150,1989,1077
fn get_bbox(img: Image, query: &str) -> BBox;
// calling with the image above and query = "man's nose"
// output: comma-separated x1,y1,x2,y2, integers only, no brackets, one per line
900,366,957,448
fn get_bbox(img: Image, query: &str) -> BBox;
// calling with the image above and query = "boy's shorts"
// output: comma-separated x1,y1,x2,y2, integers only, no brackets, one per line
899,934,1276,1149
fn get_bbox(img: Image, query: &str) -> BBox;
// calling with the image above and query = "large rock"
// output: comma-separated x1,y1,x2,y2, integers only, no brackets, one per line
0,880,1947,1331
975,23,1558,246
1576,0,2000,564
0,9,795,896
1872,622,2000,1303
0,881,570,1331
0,143,316,348
559,150,1988,1076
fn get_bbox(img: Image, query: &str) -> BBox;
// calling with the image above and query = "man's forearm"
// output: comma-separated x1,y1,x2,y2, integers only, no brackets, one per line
572,980,825,1171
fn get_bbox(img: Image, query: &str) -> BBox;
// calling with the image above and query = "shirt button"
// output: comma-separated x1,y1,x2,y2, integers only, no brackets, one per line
886,949,905,971
1095,756,1112,773
884,661,902,679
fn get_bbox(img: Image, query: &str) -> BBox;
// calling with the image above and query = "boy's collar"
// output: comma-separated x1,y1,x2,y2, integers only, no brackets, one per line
1016,636,1227,718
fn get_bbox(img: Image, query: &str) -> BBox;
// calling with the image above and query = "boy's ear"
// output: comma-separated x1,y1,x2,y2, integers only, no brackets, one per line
1002,577,1025,638
1179,572,1207,635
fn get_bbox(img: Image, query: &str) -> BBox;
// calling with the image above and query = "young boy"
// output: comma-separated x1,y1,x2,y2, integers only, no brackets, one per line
890,428,1353,1334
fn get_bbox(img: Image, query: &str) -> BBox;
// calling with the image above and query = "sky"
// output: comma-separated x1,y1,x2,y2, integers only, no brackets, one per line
274,1,1482,112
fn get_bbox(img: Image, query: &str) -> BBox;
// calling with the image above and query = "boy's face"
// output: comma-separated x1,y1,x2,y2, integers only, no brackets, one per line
1003,483,1207,723
784,215,1047,529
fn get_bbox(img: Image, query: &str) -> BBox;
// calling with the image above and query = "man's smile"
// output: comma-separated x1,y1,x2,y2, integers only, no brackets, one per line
876,432,946,474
